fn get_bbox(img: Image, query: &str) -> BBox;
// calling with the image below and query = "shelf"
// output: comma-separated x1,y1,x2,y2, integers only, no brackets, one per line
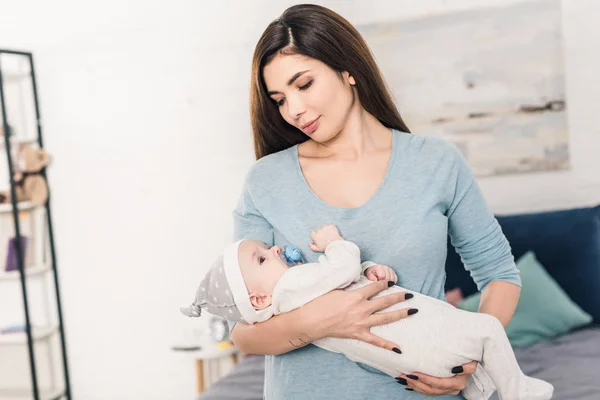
0,201,38,214
0,264,51,281
1,71,30,83
1,48,69,400
0,387,64,400
0,325,58,345
0,137,38,148
171,342,240,360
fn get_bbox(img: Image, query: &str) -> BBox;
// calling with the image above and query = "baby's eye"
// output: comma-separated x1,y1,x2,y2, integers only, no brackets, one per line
259,257,265,265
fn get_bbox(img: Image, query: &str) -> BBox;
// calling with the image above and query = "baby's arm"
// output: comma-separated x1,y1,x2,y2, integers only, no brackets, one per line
273,225,363,314
310,224,363,287
315,239,363,286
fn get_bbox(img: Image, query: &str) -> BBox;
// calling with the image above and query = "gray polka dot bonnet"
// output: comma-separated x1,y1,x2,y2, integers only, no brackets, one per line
179,240,272,324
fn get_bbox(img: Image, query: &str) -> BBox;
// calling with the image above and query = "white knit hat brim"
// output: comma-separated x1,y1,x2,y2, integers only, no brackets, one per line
223,240,272,324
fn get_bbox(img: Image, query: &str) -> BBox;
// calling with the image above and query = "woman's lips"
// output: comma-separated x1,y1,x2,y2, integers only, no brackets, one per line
302,117,320,134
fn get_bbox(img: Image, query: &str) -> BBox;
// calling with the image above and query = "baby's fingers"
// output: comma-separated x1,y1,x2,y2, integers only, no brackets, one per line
366,269,378,281
383,269,392,281
308,242,320,252
374,269,388,281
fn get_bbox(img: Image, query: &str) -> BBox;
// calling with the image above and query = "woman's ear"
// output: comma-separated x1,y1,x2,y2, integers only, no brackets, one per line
342,71,356,86
249,292,272,310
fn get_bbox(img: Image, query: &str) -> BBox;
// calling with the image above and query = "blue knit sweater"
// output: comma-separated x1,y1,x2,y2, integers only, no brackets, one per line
232,129,521,399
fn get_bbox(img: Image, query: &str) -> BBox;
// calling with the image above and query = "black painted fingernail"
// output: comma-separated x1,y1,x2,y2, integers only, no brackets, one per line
387,280,394,287
405,388,414,391
407,308,419,315
396,377,407,385
406,374,419,380
404,293,414,299
452,366,464,374
392,347,402,354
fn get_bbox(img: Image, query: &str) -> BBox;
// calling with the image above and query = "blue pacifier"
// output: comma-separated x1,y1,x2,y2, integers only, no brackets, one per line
280,245,304,267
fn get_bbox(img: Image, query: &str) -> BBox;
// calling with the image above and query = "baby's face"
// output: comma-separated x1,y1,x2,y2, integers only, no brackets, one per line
238,240,289,296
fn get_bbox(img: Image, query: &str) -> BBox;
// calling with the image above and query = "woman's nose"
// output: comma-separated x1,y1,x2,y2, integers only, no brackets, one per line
285,96,306,120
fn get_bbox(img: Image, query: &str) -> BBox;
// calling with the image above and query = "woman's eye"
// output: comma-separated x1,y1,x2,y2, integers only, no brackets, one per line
259,257,265,265
299,80,313,91
272,81,311,108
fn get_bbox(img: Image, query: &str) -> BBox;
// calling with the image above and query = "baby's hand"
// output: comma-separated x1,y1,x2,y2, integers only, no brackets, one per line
309,224,343,252
365,264,398,284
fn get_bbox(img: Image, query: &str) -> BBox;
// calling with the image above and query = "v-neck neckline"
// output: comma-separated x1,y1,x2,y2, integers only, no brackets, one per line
291,129,399,213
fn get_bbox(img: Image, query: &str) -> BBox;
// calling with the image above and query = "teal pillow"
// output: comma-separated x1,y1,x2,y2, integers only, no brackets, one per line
457,251,593,348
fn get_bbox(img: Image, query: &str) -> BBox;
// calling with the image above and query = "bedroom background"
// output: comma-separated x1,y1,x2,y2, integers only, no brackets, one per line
0,0,598,399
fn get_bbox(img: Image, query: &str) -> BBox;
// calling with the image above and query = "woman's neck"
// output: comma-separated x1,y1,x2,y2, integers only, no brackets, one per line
313,109,392,160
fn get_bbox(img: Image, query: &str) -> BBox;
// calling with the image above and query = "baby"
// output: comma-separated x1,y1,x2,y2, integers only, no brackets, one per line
181,224,554,400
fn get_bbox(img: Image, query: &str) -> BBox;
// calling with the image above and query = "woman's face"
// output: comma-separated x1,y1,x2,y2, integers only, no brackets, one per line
263,54,356,142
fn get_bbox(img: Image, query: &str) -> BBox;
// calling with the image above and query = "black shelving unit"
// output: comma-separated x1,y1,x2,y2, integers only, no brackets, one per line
0,49,71,400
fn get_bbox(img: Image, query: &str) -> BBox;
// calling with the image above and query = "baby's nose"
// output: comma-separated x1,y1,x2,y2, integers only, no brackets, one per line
271,246,282,257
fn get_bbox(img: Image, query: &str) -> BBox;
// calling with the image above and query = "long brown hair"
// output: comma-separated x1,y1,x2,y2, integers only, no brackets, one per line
249,4,410,160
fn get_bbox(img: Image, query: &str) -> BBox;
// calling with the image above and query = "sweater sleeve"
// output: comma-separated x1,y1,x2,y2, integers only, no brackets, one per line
361,261,377,275
444,142,521,292
232,179,274,245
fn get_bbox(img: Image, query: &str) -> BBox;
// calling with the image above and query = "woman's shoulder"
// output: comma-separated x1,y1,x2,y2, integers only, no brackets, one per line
394,130,462,163
244,145,297,188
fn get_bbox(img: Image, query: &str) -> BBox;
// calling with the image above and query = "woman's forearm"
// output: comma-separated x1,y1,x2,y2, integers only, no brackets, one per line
231,307,318,355
478,280,521,327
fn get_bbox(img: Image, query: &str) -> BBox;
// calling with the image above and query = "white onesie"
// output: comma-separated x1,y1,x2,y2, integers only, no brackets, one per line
269,239,554,400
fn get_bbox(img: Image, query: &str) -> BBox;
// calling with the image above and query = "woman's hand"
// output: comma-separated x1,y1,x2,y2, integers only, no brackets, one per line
396,361,478,396
302,279,417,352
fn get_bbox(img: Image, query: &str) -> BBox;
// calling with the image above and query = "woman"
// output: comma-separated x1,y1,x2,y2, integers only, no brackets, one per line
230,4,522,399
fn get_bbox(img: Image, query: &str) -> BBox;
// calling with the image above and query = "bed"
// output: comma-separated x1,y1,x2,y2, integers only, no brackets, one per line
504,325,600,400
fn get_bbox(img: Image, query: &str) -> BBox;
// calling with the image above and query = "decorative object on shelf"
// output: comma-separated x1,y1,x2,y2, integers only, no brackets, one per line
1,324,27,334
0,125,13,139
4,235,28,272
207,316,230,343
0,144,51,206
171,344,202,351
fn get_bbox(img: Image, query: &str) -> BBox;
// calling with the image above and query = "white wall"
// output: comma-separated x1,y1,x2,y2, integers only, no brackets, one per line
0,0,598,399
